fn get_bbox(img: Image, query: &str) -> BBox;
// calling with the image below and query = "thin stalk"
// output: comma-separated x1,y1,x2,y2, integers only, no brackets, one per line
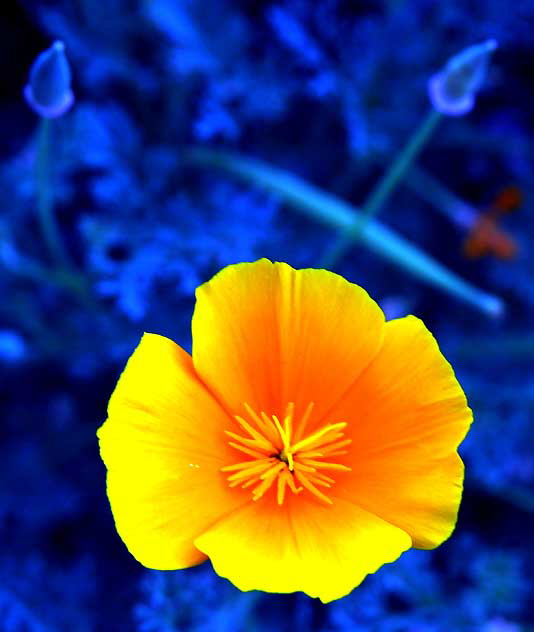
3,246,92,306
321,108,442,267
34,119,94,306
452,334,534,359
402,164,478,229
36,118,71,268
364,109,442,219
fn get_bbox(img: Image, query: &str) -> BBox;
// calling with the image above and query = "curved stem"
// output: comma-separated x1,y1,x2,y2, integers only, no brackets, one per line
36,118,71,268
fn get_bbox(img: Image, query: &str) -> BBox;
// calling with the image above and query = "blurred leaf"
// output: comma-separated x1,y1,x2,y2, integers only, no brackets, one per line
186,148,504,317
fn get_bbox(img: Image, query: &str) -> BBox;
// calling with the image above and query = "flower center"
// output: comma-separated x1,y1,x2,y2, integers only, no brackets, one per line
221,402,352,505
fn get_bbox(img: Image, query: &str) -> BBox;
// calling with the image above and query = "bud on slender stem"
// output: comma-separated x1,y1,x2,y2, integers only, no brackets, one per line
428,40,497,116
24,41,74,119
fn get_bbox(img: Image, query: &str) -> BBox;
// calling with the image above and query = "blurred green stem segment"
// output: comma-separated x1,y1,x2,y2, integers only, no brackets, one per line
185,147,503,318
322,108,442,267
35,119,91,303
403,164,476,226
37,118,71,268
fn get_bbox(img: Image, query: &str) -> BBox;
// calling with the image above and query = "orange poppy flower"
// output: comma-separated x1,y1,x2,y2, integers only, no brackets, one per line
97,259,472,602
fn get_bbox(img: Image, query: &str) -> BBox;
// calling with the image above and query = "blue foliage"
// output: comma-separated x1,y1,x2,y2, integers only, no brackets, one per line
328,542,528,631
135,567,250,632
0,555,95,632
0,329,27,363
1,0,533,630
136,566,319,632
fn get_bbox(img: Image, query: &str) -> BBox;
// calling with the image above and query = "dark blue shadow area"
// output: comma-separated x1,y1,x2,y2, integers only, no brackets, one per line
1,1,533,630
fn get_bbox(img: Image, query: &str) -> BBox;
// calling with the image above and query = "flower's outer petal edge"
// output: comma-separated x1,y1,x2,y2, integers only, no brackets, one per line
194,496,411,603
97,333,247,570
333,315,473,549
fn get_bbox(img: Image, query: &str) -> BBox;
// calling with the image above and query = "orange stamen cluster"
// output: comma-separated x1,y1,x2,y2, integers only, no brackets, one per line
221,402,351,505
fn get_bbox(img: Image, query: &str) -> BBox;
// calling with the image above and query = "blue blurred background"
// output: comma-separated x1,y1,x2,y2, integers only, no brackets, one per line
1,1,533,630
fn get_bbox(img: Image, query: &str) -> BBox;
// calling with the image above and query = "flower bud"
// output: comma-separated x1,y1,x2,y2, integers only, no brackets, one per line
24,41,74,118
428,40,497,116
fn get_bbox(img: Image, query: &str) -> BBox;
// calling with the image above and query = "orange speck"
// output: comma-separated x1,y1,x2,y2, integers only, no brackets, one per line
463,215,518,260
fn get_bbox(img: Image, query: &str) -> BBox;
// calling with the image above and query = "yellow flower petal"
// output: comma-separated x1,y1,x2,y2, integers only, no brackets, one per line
194,495,411,602
332,315,472,548
192,259,385,426
98,333,246,569
339,452,464,550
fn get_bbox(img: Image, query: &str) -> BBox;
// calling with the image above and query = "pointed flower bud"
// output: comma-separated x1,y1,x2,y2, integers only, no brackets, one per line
428,39,497,116
24,41,74,118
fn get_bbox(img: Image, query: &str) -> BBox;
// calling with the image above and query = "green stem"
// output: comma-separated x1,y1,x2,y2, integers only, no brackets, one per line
364,109,442,218
401,164,476,228
184,147,504,318
33,119,94,306
452,334,534,358
36,118,71,268
321,108,442,267
491,487,534,513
